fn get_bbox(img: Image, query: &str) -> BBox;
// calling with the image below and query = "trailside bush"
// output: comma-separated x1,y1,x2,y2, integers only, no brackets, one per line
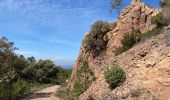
73,80,85,96
57,61,95,100
56,67,71,85
104,65,126,89
57,61,96,99
151,12,168,28
73,61,95,96
12,79,30,98
0,81,9,100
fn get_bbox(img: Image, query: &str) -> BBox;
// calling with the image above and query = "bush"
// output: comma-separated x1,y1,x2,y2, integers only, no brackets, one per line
90,20,110,37
56,67,71,85
116,27,163,55
73,80,85,96
104,65,126,89
12,79,30,98
83,20,110,47
83,21,115,57
140,28,162,40
56,86,76,100
151,12,168,28
73,61,95,96
58,61,96,99
161,2,170,24
160,0,170,7
0,79,30,100
0,81,9,100
116,30,140,55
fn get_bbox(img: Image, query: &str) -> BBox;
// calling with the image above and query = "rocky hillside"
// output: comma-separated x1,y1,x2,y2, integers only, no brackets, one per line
68,0,170,99
79,26,170,99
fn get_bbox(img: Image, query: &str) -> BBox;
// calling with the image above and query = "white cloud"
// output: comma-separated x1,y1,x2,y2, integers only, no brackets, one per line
0,0,101,26
16,51,39,56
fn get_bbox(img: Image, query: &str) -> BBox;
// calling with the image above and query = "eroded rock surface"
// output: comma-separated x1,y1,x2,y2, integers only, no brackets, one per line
79,26,170,100
68,0,170,100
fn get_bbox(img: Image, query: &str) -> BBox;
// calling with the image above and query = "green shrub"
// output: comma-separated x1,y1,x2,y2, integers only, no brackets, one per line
90,20,110,37
104,65,126,89
83,20,110,47
12,79,30,98
56,67,71,85
0,79,30,100
0,81,9,100
73,80,85,96
57,61,95,99
116,27,163,55
116,30,140,55
140,28,162,41
83,35,95,49
83,20,115,57
56,86,76,100
160,0,170,7
151,12,168,28
161,1,170,24
73,61,95,96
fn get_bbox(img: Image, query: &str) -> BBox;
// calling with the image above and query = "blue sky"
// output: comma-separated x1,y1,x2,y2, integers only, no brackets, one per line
0,0,160,68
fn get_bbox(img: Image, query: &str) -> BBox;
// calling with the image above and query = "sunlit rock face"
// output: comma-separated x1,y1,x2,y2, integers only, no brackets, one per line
79,27,170,99
106,0,160,57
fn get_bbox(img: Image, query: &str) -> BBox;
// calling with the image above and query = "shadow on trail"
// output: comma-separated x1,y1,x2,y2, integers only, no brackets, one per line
21,92,52,100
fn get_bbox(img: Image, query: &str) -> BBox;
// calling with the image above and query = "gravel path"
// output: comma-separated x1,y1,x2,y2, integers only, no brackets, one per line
21,85,60,100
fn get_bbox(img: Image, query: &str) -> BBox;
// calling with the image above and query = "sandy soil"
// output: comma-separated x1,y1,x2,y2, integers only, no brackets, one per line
21,85,60,100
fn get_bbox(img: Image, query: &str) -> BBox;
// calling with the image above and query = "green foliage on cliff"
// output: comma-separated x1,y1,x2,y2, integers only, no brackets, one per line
160,0,170,7
57,61,95,99
151,12,168,28
83,20,116,57
73,61,95,97
90,20,110,37
116,27,163,55
116,30,141,55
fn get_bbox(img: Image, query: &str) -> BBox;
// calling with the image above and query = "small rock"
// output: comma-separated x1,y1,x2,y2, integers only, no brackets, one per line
146,61,156,68
136,63,142,68
129,74,134,78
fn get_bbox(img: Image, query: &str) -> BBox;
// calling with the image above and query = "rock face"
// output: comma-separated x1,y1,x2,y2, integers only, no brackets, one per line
106,0,159,57
79,26,170,100
68,0,167,99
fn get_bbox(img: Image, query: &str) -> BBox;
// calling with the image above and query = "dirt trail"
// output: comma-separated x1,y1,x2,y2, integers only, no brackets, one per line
21,85,60,100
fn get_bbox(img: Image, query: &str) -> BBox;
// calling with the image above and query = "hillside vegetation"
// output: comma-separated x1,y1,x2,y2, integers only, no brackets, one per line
0,37,71,100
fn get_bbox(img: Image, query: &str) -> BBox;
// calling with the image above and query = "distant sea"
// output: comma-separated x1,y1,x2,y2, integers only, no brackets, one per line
59,64,73,70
